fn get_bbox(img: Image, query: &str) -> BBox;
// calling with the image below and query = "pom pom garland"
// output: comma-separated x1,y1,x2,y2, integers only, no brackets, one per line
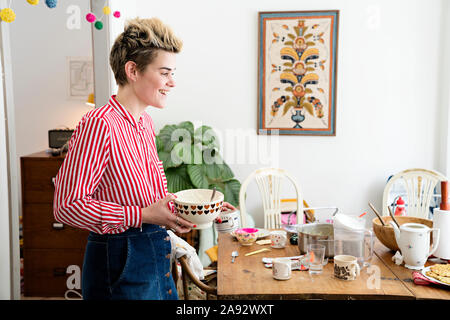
86,13,96,23
103,6,111,15
94,21,103,30
113,11,121,18
27,0,40,5
45,0,57,8
0,8,16,23
45,0,57,9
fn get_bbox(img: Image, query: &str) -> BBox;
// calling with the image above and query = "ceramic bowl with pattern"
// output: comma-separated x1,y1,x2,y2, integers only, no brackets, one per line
173,189,224,230
233,228,259,246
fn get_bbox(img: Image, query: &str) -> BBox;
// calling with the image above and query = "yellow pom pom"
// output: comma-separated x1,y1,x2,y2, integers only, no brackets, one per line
0,8,16,23
27,0,40,5
103,6,111,15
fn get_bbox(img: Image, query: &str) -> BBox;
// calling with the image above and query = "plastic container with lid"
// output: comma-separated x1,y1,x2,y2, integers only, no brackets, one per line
333,214,373,267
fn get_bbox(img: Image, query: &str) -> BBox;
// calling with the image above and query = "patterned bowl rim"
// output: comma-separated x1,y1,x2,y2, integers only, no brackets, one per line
174,189,224,205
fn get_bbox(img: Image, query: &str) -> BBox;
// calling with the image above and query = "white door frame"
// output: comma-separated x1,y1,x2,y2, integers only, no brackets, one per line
90,0,113,107
0,0,20,300
442,1,450,177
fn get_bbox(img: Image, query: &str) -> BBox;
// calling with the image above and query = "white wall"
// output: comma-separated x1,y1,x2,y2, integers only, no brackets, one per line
10,1,93,158
108,0,447,227
9,0,448,229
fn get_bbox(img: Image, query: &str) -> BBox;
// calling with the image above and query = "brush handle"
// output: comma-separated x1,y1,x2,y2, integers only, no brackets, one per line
388,206,400,228
441,181,450,211
368,202,385,226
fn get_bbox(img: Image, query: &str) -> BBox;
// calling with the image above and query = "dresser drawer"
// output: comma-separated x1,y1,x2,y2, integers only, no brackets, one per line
23,248,85,297
23,203,89,250
21,158,63,203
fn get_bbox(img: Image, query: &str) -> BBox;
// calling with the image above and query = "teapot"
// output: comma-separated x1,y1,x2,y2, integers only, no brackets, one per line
390,222,440,270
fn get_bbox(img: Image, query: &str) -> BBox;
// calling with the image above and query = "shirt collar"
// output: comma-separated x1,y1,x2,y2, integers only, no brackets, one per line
109,95,143,129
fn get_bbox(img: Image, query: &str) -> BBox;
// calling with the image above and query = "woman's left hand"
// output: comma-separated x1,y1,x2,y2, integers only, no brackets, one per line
221,202,237,212
214,202,237,223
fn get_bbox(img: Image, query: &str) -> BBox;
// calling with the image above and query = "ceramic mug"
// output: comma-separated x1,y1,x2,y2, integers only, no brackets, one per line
273,258,292,280
270,230,287,248
334,255,360,281
215,209,240,233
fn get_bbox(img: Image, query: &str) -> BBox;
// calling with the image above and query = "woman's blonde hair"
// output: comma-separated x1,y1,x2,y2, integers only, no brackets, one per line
110,17,183,86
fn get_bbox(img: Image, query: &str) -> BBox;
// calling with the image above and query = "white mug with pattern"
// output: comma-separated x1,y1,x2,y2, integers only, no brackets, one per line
270,230,287,249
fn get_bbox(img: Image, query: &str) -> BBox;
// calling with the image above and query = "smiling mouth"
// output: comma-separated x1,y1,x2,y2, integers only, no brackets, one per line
159,89,169,96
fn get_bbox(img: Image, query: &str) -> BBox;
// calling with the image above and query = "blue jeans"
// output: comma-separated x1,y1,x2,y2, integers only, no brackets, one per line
81,224,178,300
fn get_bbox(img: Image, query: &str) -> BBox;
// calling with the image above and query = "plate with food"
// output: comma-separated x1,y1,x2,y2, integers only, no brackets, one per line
255,228,270,239
421,264,450,286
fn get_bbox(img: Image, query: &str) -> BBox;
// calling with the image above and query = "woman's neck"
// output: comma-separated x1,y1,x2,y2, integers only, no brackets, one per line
115,86,146,122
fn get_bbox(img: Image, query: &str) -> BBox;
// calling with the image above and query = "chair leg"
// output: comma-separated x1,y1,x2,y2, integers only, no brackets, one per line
182,271,189,300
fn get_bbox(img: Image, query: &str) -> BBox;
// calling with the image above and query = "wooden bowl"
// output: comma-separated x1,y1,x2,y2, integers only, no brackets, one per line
372,216,433,251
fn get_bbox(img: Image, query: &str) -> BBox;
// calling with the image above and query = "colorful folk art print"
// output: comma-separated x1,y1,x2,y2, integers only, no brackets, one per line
258,11,339,136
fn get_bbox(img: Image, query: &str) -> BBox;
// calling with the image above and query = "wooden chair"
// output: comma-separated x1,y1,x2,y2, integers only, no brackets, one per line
382,168,446,219
172,256,217,300
239,167,338,228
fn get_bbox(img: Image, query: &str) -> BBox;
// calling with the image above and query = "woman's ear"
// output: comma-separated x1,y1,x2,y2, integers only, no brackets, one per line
124,61,138,83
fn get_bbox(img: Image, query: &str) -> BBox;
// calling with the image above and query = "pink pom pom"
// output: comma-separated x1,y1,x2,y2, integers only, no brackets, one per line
113,11,121,18
86,13,96,23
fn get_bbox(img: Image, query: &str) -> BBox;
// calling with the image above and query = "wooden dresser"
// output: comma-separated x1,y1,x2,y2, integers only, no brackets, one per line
21,151,89,297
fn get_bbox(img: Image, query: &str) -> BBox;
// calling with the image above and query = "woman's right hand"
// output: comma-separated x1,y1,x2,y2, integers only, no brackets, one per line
141,194,194,233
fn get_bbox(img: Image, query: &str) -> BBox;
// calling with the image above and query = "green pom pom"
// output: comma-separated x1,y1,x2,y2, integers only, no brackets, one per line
94,21,103,30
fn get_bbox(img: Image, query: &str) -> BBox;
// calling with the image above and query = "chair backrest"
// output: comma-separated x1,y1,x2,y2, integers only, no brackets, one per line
382,168,446,219
239,168,304,228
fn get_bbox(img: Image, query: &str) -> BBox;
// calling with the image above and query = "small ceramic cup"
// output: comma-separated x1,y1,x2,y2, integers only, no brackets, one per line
334,255,360,281
270,230,287,248
234,228,259,246
273,258,292,280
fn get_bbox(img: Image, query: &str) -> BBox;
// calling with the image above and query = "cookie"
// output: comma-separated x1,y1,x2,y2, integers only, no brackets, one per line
426,267,450,284
430,264,450,277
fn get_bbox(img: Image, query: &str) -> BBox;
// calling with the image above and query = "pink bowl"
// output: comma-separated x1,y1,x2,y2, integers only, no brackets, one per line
235,228,259,234
233,228,259,246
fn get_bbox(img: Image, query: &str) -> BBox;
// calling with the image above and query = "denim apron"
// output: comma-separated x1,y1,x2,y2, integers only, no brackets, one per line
81,224,178,300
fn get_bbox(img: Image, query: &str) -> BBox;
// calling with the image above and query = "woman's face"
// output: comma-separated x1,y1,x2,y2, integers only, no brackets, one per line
133,50,177,109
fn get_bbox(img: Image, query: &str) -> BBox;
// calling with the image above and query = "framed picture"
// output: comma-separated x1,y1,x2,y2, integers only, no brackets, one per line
66,56,94,100
258,11,339,136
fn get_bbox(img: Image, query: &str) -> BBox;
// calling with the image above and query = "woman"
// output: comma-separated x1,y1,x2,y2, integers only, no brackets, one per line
53,17,235,300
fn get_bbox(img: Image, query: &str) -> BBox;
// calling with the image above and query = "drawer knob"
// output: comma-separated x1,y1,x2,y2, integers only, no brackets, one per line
52,222,64,230
53,267,66,277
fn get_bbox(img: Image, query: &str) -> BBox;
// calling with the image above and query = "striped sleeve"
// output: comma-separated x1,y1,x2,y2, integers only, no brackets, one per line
156,160,176,214
53,116,142,234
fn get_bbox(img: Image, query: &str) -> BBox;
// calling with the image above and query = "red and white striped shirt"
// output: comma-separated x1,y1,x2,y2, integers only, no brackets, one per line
53,95,173,234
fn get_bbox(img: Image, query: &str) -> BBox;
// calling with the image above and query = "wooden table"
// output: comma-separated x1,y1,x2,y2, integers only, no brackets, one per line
217,232,450,300
374,241,450,300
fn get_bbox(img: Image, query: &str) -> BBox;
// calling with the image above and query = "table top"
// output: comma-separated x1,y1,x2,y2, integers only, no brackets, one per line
374,241,450,300
217,232,450,300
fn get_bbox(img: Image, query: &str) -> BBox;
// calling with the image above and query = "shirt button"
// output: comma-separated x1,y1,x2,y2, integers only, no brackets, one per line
168,289,172,295
165,272,170,278
165,236,170,241
166,253,171,259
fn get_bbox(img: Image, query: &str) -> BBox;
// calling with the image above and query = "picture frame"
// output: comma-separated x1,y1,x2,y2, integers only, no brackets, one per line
258,11,339,136
66,56,94,101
